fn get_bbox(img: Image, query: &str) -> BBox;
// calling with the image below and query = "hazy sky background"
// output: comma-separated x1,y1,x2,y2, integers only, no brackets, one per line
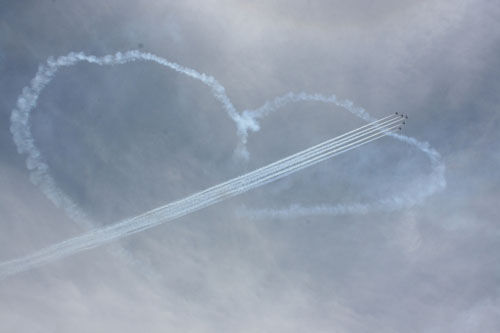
1,0,499,332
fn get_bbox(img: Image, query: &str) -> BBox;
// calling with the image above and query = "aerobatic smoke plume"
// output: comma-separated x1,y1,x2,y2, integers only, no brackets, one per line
2,116,402,279
5,51,446,279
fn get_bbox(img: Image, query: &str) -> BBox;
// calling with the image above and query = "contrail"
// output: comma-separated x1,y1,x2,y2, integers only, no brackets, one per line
0,118,401,279
8,50,445,279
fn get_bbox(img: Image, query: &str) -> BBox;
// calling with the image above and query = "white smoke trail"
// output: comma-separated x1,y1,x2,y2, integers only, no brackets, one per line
0,120,397,279
7,50,445,278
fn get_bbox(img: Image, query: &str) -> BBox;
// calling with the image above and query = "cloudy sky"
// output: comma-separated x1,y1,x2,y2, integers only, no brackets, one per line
1,0,499,331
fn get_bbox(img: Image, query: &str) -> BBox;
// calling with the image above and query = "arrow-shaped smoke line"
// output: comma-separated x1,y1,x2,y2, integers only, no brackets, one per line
0,119,398,280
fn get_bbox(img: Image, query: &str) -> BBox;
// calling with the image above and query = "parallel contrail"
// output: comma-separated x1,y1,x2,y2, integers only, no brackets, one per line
0,117,401,279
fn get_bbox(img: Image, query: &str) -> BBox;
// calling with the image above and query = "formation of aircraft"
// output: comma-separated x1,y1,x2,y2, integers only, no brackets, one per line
394,112,408,131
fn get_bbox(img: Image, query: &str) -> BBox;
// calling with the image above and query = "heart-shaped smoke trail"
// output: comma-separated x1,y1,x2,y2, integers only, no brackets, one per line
6,51,445,278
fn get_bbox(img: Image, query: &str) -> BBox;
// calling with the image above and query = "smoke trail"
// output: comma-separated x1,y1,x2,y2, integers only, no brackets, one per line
0,120,397,279
8,50,445,278
238,92,446,219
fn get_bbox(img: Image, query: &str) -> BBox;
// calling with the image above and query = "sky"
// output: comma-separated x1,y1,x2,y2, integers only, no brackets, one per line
0,0,499,332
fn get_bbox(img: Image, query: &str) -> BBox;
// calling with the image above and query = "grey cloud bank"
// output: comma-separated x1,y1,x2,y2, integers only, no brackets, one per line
0,0,499,332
